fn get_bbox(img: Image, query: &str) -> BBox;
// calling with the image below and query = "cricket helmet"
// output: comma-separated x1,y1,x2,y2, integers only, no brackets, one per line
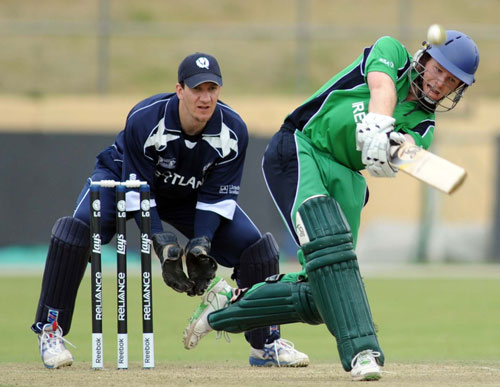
409,30,480,112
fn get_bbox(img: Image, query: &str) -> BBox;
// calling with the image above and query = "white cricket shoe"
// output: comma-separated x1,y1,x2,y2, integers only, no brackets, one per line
37,322,74,369
249,338,309,367
183,276,232,350
350,350,382,381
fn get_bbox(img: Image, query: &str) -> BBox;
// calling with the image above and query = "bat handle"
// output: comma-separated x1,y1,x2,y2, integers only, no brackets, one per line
389,144,402,159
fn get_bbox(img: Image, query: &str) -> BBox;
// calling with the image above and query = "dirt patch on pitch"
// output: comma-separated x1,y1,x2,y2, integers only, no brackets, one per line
1,362,499,387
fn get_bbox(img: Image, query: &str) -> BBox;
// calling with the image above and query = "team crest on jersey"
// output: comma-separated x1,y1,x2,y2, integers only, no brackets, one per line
157,156,176,169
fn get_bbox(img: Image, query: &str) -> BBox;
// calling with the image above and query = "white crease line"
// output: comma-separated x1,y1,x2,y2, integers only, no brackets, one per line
480,367,500,372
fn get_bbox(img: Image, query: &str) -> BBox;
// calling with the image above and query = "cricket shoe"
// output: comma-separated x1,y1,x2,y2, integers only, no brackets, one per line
183,276,233,350
249,339,309,367
36,321,75,369
350,349,382,381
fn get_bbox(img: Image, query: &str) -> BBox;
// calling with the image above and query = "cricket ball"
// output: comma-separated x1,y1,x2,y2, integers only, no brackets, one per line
427,24,447,45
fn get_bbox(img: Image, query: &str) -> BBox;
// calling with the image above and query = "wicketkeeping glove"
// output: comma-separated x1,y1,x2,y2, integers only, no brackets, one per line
185,236,218,296
151,232,194,293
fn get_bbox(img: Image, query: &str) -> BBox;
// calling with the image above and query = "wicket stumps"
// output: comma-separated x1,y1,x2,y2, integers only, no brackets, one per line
89,180,155,370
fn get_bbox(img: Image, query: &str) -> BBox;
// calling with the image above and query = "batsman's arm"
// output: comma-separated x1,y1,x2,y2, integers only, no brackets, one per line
367,71,397,117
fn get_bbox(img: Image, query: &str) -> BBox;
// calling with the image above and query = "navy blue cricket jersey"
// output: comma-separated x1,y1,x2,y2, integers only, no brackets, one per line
95,93,249,238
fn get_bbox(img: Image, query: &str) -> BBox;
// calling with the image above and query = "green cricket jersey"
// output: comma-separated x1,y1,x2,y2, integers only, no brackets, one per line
285,36,435,171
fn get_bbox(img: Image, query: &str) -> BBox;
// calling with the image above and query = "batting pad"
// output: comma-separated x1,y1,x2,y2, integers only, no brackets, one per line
34,216,90,334
208,281,322,333
238,232,280,288
297,196,384,371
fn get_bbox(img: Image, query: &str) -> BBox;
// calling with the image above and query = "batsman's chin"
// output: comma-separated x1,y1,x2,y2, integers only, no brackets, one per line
426,88,444,101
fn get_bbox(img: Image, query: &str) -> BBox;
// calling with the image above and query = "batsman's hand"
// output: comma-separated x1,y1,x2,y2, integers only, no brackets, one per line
355,112,396,151
185,237,218,296
363,131,405,178
151,232,194,294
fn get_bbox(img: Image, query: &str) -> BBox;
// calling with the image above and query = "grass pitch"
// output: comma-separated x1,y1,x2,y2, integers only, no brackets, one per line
1,264,500,385
2,362,500,387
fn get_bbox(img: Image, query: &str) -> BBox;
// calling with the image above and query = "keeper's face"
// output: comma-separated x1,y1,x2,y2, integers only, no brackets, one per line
421,58,462,101
177,81,221,129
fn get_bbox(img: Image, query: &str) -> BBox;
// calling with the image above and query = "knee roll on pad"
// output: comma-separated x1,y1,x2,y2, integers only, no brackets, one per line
34,216,90,334
52,215,91,248
208,281,322,333
237,232,280,349
237,232,280,288
296,196,384,371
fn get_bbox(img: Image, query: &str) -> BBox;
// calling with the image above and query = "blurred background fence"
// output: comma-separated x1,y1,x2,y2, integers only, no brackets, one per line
1,0,499,96
1,0,499,265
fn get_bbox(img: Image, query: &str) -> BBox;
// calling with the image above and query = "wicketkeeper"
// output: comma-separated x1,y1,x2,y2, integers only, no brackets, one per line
31,52,308,369
183,30,479,381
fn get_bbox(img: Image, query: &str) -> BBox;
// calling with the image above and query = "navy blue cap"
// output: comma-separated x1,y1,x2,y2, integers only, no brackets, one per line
178,52,223,88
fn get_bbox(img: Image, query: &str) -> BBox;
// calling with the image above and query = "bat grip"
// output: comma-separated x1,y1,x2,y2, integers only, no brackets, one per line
389,144,402,163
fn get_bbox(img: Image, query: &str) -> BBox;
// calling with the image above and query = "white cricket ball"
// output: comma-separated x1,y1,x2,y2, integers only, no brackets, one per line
427,24,447,45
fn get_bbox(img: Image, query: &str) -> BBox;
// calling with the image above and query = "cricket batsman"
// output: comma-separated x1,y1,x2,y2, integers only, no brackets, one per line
183,30,479,381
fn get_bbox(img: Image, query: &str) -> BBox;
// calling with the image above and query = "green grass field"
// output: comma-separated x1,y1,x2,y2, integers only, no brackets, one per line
3,267,499,367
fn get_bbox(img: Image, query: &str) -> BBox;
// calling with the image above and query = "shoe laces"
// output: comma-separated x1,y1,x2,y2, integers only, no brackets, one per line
206,282,232,308
211,285,232,344
351,349,381,369
215,330,231,343
269,339,296,367
40,322,76,354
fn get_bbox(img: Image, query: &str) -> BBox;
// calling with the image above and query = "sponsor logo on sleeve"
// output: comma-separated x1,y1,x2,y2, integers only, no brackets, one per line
379,58,394,68
219,185,240,194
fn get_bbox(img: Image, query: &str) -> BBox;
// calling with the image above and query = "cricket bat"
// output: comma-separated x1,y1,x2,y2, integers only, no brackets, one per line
389,142,467,194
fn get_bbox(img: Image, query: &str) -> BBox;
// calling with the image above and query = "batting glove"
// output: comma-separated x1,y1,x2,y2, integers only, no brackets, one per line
363,131,405,178
355,112,396,151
